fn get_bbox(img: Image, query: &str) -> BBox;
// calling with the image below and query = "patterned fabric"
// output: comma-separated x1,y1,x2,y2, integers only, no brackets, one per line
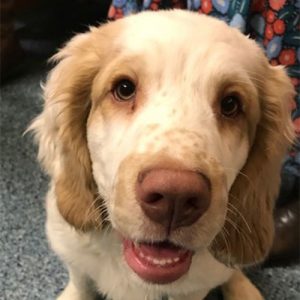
108,0,300,204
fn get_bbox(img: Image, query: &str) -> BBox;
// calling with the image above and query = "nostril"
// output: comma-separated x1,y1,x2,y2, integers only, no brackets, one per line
186,197,200,209
145,192,163,203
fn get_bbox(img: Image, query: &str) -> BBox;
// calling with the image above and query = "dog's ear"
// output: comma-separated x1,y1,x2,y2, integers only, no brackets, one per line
213,65,295,266
29,28,112,230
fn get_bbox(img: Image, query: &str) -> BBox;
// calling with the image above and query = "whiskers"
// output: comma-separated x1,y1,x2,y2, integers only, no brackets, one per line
223,166,255,193
213,198,266,266
81,192,110,231
210,164,259,266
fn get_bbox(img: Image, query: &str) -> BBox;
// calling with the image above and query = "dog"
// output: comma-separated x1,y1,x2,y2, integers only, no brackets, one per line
29,10,294,300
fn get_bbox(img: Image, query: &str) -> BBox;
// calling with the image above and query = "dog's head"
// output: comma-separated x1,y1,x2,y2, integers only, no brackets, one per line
30,10,294,284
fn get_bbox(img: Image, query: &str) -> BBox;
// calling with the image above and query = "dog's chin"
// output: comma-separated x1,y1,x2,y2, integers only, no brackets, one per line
123,238,194,284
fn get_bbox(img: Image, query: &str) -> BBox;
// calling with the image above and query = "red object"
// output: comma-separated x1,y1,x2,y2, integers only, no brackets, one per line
279,49,296,66
251,0,265,12
269,0,286,11
266,9,276,23
150,3,159,10
108,6,116,19
270,59,279,66
293,118,300,136
113,8,124,19
290,77,300,87
273,19,286,35
265,24,274,40
202,0,213,14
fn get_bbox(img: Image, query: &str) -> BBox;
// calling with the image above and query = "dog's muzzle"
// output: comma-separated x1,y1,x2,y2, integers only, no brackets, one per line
123,167,211,284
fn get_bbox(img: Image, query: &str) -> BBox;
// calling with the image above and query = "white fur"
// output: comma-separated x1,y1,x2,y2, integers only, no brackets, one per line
47,187,233,300
32,10,285,300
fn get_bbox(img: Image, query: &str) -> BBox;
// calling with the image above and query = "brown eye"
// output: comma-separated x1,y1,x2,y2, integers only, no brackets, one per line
220,95,241,118
113,79,136,101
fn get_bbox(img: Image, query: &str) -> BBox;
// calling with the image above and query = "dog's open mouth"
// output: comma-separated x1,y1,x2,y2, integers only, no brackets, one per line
123,239,193,284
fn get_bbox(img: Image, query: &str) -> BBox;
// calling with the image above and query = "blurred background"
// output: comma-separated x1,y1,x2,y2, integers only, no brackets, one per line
0,1,299,299
1,0,110,82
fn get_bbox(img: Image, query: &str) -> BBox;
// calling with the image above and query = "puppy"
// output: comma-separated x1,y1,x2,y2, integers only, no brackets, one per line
30,10,294,300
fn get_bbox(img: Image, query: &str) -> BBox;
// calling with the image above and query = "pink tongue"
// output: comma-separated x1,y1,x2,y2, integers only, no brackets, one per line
123,239,193,284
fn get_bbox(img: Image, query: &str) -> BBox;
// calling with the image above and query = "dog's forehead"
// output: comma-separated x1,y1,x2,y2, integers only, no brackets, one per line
109,10,265,77
116,11,245,54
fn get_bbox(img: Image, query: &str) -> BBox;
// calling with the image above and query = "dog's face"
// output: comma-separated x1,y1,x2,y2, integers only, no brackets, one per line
31,11,294,285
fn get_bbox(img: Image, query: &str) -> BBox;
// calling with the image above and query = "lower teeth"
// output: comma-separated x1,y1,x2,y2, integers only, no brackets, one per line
132,241,187,266
137,251,180,266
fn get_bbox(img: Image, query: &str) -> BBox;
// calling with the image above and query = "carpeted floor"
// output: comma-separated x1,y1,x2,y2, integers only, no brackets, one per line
0,65,299,300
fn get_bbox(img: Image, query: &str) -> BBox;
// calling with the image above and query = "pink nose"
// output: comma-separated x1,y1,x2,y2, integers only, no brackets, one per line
136,168,211,231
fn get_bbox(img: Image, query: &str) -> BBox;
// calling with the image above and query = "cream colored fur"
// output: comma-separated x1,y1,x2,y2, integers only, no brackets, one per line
29,10,294,300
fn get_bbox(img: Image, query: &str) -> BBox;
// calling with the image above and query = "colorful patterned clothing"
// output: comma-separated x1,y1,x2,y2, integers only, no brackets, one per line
108,0,300,204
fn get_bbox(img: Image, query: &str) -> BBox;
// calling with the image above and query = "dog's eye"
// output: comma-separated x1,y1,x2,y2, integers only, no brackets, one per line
220,95,242,118
113,79,136,102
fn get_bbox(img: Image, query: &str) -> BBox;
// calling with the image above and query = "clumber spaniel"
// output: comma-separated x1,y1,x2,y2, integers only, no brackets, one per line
30,10,294,300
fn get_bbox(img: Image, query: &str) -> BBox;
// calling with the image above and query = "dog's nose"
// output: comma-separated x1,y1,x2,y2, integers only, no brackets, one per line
136,168,211,231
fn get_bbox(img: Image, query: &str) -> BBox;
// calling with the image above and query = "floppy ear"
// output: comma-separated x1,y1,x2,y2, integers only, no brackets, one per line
213,66,295,266
29,28,111,230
